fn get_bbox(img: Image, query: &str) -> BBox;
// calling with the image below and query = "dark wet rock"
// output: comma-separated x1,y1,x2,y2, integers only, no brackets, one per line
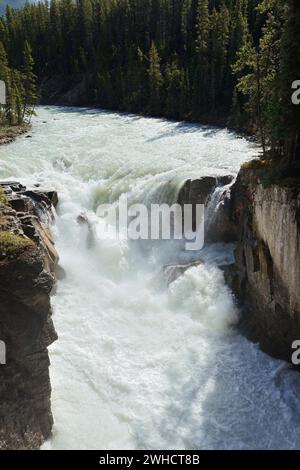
206,187,239,243
9,196,32,213
177,175,234,207
77,213,89,225
3,188,58,224
0,182,26,194
177,175,235,238
163,260,202,285
178,177,215,207
77,212,95,249
221,263,240,295
24,189,59,209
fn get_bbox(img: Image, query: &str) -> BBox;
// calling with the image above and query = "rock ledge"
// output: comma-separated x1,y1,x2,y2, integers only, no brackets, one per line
0,181,58,449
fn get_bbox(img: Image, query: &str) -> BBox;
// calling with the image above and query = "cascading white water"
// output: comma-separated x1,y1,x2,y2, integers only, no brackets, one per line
1,106,300,450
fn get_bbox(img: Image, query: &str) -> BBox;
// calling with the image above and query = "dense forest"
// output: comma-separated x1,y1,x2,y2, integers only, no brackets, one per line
0,38,36,126
0,0,299,164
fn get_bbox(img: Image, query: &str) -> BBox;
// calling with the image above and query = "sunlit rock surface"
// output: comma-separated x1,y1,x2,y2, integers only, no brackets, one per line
228,169,300,360
0,182,58,449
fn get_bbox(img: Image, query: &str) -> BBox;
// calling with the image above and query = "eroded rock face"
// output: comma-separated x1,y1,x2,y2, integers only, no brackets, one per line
228,169,300,361
0,182,58,449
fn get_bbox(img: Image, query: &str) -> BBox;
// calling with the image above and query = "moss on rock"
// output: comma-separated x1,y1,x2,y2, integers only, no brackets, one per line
0,231,33,255
0,187,9,207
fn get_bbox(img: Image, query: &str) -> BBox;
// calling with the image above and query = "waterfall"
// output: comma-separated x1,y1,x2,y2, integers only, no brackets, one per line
1,106,300,450
204,180,234,242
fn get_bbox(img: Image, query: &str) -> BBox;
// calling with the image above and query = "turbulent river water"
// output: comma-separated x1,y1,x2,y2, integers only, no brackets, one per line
1,106,300,450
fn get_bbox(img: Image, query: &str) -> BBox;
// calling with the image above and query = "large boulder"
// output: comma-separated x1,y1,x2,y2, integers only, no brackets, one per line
177,175,237,241
177,175,234,206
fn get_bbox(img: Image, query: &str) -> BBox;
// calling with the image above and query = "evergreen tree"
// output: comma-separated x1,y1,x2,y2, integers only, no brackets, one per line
0,41,26,125
147,41,163,115
0,41,10,124
193,0,210,115
165,56,187,118
22,40,37,122
276,0,300,163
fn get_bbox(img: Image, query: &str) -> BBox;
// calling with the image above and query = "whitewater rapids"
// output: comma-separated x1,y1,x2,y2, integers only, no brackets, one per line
1,107,300,450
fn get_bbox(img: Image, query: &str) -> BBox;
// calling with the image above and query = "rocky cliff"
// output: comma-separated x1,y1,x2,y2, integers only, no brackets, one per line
177,170,300,362
0,182,58,449
227,169,300,361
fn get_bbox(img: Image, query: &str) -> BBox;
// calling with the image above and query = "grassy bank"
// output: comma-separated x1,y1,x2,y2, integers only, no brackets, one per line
0,123,31,145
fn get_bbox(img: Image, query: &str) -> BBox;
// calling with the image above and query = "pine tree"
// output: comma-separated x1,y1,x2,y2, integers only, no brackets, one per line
22,40,37,123
165,56,186,118
10,69,24,125
215,4,230,108
0,41,10,124
233,0,286,158
194,0,210,115
276,0,300,162
181,0,192,57
147,41,163,115
49,0,62,73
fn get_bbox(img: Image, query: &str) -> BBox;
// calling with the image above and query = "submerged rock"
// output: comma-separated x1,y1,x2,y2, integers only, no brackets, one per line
77,212,95,249
163,260,202,285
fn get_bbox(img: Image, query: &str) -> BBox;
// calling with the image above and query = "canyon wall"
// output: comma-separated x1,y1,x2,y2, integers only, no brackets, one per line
228,169,300,361
178,171,300,362
0,182,58,449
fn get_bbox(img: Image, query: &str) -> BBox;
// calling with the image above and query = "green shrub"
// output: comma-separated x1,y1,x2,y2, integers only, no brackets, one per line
241,159,271,170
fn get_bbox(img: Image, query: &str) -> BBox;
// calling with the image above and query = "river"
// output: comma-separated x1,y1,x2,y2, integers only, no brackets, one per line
1,106,300,450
